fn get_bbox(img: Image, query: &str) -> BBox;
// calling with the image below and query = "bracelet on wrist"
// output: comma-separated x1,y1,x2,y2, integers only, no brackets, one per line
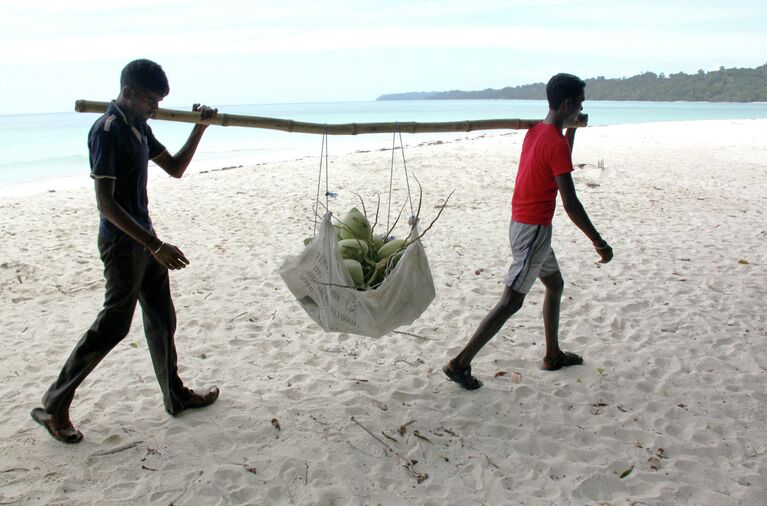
594,240,609,250
151,241,164,255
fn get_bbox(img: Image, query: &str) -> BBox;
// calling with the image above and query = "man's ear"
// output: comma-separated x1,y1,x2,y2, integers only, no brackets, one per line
119,86,134,100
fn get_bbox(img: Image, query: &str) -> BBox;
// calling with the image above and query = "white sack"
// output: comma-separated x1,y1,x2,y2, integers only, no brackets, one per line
279,213,435,338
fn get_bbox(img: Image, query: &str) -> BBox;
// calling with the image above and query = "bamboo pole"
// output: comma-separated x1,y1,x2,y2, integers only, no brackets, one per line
74,100,588,134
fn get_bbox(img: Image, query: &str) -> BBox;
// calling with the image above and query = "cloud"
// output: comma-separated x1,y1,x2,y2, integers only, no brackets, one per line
2,0,766,113
2,22,765,66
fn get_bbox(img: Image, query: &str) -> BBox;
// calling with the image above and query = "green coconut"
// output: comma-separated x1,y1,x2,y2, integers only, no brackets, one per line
339,207,371,241
367,259,386,287
343,259,364,287
368,250,402,287
377,238,407,260
371,233,386,253
379,251,403,273
338,238,369,261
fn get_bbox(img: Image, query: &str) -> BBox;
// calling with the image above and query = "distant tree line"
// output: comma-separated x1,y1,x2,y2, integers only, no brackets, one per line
377,63,767,102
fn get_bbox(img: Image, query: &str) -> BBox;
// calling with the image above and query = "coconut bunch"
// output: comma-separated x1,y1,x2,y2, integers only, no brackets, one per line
305,186,453,290
336,206,412,289
302,206,407,290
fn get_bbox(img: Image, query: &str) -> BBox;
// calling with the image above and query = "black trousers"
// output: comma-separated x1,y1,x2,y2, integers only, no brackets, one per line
43,233,187,415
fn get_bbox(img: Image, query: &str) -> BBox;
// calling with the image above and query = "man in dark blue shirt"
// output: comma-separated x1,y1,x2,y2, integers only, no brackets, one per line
31,59,220,443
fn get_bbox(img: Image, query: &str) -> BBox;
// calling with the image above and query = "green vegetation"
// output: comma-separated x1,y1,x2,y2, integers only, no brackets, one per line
377,63,767,102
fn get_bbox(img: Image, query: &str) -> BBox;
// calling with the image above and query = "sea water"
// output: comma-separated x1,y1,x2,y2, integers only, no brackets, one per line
2,100,767,195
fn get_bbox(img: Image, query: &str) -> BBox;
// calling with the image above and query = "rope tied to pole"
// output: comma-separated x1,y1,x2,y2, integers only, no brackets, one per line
313,129,330,236
385,124,415,234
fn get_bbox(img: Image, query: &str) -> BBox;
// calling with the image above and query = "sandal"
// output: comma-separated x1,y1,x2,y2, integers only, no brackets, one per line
541,351,583,371
442,359,483,390
30,408,83,444
170,386,220,416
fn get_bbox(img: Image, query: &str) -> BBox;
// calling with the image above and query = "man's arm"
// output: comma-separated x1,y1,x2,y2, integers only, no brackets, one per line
564,114,587,151
555,172,613,263
152,104,217,179
94,178,189,270
564,128,576,151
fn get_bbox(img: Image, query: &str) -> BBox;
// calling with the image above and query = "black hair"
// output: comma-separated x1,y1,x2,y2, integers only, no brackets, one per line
546,73,585,109
120,59,170,96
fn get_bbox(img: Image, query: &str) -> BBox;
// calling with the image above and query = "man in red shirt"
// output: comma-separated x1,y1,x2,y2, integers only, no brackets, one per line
443,73,613,390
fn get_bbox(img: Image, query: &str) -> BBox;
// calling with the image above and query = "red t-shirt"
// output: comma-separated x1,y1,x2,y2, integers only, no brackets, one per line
511,123,574,226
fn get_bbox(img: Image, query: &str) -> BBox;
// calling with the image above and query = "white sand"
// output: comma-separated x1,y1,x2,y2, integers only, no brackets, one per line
1,120,766,505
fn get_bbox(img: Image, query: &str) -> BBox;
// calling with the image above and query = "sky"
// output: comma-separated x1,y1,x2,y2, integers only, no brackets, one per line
1,0,766,115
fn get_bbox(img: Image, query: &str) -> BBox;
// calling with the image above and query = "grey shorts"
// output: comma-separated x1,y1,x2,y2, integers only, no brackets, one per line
503,221,559,294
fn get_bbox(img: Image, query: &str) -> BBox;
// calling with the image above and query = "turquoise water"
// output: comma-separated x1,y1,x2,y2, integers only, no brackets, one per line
2,99,767,192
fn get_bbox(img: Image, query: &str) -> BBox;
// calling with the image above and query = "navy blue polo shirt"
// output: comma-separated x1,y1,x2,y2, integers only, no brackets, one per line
88,101,166,239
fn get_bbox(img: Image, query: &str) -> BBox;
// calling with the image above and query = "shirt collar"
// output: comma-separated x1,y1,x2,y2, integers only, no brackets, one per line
109,101,129,123
109,100,145,144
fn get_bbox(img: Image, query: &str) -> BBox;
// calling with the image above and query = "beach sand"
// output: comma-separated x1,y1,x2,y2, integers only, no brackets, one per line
1,119,766,505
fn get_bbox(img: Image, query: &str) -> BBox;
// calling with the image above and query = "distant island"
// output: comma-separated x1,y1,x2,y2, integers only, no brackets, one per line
377,63,767,103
